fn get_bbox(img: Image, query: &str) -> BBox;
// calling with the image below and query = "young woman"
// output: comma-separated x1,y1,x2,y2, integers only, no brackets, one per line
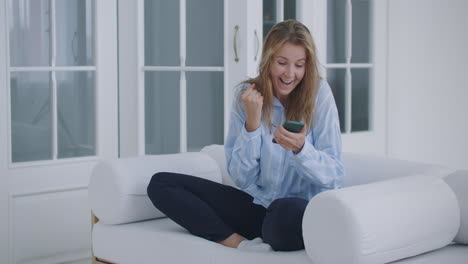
147,20,344,252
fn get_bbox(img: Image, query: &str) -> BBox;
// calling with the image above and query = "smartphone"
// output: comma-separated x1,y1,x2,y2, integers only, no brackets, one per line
272,120,305,143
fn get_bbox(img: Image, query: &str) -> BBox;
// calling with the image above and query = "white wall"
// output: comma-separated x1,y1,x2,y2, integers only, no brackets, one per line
388,0,468,169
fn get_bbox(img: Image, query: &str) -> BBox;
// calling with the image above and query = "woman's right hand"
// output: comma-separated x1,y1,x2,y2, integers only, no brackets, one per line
242,84,263,132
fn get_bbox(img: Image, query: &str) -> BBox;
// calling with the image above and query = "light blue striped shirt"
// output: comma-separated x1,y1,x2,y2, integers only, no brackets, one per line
225,80,344,208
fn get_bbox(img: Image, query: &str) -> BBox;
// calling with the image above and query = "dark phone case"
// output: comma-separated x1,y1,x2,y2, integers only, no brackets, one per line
272,121,304,143
283,120,304,133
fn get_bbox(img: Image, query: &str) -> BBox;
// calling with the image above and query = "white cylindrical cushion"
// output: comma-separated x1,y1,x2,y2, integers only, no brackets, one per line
444,170,468,244
89,152,222,225
303,174,460,264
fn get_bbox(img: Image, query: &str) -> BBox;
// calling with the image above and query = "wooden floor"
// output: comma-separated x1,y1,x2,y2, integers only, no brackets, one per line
92,213,117,264
93,257,116,264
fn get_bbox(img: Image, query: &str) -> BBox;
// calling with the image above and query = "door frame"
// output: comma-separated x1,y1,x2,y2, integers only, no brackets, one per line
1,1,11,262
0,1,10,262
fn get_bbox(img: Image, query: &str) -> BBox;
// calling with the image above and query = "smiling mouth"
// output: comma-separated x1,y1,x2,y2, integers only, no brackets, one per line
280,78,294,85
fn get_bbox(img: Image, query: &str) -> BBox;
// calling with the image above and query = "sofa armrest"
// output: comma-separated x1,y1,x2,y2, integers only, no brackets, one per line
302,174,460,264
89,152,222,225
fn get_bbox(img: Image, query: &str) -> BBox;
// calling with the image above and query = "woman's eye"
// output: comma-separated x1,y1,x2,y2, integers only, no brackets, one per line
278,61,287,65
296,64,304,68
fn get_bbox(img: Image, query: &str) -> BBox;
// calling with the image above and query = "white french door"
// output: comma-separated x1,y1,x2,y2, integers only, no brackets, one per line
304,0,388,155
233,0,388,155
119,0,244,157
0,0,118,263
118,0,388,158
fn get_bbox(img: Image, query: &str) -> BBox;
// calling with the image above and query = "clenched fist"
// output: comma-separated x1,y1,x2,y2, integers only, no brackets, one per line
242,84,263,132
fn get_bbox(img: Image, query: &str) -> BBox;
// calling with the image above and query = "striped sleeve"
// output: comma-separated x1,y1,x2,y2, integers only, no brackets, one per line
292,80,344,189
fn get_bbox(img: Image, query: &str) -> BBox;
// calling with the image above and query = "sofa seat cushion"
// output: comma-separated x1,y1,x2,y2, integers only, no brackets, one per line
92,218,468,264
392,243,468,264
92,218,311,264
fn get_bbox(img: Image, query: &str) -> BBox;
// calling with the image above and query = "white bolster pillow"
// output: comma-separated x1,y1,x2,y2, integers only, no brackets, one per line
89,152,222,225
444,170,468,244
303,174,460,264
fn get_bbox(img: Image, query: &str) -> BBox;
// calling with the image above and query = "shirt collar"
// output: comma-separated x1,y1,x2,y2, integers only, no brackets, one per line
273,96,284,108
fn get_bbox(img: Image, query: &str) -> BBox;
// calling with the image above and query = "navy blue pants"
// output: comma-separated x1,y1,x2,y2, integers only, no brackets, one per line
147,172,308,251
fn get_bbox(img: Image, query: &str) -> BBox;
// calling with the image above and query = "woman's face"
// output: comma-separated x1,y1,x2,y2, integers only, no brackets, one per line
269,42,306,103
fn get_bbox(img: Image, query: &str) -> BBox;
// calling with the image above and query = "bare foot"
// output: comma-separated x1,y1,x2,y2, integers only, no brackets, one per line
218,233,244,248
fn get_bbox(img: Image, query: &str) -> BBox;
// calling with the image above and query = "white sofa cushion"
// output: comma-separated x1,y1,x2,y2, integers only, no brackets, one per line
198,146,456,188
89,152,222,225
92,217,468,264
302,174,460,264
201,144,237,187
444,170,468,244
342,152,456,187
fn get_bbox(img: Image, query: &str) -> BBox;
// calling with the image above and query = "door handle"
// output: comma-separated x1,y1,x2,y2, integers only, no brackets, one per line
254,29,260,61
234,25,239,63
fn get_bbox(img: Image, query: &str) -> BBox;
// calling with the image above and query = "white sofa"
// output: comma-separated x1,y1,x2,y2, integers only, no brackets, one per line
89,145,468,264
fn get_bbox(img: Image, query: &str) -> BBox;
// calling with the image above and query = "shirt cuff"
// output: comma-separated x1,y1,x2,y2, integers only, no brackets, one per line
241,123,262,141
293,140,317,161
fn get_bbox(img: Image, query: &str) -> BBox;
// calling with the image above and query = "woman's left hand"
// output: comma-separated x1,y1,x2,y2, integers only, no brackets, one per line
273,124,307,153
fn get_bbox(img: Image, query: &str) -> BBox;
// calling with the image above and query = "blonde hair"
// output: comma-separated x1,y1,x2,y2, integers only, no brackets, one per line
245,19,320,129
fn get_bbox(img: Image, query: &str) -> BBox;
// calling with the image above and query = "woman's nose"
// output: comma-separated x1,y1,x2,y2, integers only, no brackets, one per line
284,66,294,77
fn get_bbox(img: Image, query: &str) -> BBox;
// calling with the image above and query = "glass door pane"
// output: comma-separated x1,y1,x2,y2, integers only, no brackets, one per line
327,69,346,132
351,68,370,132
144,0,179,66
186,72,224,152
145,72,180,155
11,72,51,162
56,0,95,66
9,0,50,66
263,0,276,38
327,0,346,63
263,0,297,38
284,0,296,20
56,71,95,158
186,0,223,66
351,0,370,63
